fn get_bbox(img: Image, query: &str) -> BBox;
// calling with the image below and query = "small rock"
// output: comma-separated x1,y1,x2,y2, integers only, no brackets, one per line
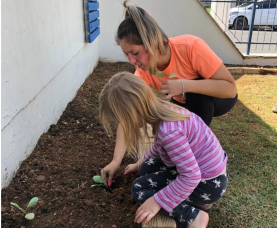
111,225,118,228
66,196,75,202
84,199,93,206
36,175,45,182
15,212,22,217
78,191,86,199
72,188,79,194
38,199,45,206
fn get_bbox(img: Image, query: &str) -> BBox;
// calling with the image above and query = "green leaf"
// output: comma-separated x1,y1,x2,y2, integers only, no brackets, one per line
10,202,26,214
91,184,102,187
25,213,35,220
93,175,104,183
27,197,39,208
156,72,163,79
168,73,177,78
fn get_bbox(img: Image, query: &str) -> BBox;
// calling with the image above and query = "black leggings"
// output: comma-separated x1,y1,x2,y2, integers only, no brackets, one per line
170,93,238,126
131,158,228,228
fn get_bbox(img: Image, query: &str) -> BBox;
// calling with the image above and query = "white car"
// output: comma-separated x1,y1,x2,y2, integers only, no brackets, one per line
229,0,277,30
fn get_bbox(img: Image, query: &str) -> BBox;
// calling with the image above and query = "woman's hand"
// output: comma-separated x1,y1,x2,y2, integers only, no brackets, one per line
124,163,140,175
160,64,237,99
101,160,120,186
134,196,161,224
160,79,184,100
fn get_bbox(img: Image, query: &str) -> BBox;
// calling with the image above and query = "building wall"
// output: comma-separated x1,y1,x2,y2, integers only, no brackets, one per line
99,0,277,66
1,0,99,187
99,0,243,64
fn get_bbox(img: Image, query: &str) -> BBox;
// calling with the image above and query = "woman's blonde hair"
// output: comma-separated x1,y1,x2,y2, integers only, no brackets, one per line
116,0,169,70
99,72,190,160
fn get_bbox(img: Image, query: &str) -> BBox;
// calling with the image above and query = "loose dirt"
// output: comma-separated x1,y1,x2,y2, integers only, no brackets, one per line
1,62,143,228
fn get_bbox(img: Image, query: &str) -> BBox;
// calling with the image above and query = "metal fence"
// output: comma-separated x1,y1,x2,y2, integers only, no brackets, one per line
200,0,277,55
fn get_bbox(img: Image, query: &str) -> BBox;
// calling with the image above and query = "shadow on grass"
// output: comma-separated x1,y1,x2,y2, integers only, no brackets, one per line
208,97,277,227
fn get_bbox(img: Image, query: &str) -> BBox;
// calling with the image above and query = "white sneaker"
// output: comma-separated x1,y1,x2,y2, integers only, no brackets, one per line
272,105,277,113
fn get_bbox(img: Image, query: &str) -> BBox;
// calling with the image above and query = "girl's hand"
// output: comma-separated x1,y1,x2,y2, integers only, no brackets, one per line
101,160,120,186
160,79,185,100
124,163,140,175
134,196,161,224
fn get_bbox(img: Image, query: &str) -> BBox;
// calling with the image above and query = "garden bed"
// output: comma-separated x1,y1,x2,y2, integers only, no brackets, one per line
2,61,276,228
1,62,142,228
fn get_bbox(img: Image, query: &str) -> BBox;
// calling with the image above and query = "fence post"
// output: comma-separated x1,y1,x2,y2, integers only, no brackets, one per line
246,0,258,55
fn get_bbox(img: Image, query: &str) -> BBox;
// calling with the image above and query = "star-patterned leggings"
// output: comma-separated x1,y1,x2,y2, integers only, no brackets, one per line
131,158,228,228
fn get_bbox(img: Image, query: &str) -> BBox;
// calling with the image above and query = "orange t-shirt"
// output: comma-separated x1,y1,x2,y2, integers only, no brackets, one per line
135,34,223,103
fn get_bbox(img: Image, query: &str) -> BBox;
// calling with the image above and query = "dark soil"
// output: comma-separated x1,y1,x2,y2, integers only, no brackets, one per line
1,61,144,228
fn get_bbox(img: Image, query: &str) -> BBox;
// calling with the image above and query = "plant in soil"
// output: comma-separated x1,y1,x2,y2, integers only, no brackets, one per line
91,175,105,187
91,170,113,193
10,197,39,220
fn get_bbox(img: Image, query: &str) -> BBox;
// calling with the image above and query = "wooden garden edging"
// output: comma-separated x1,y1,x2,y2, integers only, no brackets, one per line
227,67,277,75
142,213,176,228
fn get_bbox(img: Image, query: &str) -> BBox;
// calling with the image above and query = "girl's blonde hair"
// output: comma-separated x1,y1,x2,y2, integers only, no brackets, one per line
99,72,190,160
116,0,168,70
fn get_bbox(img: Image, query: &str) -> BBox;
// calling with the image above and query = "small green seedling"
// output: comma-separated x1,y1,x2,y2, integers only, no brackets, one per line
91,170,113,193
150,68,177,79
91,175,105,187
10,197,39,220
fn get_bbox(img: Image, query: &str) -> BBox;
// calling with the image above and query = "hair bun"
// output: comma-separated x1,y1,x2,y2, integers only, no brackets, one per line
123,0,129,8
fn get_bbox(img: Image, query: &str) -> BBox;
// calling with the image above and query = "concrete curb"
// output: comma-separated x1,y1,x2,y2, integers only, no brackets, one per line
228,67,277,75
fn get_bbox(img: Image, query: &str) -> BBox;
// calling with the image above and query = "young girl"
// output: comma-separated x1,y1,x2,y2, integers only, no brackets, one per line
99,72,228,228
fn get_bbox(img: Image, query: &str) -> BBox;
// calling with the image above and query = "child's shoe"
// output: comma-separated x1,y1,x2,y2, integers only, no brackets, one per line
272,105,277,113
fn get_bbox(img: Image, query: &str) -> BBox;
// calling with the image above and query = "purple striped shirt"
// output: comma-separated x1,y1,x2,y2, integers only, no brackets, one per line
143,109,227,212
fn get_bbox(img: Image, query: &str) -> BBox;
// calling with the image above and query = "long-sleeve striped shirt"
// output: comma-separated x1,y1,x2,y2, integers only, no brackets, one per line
143,109,227,212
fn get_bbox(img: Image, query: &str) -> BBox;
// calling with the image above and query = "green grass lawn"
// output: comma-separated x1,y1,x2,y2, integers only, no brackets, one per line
209,74,277,227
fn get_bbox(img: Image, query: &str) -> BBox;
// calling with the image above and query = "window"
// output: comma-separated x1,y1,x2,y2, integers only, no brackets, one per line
269,2,277,8
257,3,270,9
84,0,100,43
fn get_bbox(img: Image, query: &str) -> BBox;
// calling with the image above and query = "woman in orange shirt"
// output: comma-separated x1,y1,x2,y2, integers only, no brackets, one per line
116,0,237,127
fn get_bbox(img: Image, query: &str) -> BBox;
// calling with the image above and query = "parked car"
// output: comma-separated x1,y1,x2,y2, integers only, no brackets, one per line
229,0,277,30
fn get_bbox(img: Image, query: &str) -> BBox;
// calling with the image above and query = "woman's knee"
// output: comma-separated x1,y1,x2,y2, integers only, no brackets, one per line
213,94,238,117
184,93,214,126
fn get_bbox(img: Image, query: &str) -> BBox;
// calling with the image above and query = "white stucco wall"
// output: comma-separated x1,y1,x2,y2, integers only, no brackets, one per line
210,0,231,32
1,0,99,187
